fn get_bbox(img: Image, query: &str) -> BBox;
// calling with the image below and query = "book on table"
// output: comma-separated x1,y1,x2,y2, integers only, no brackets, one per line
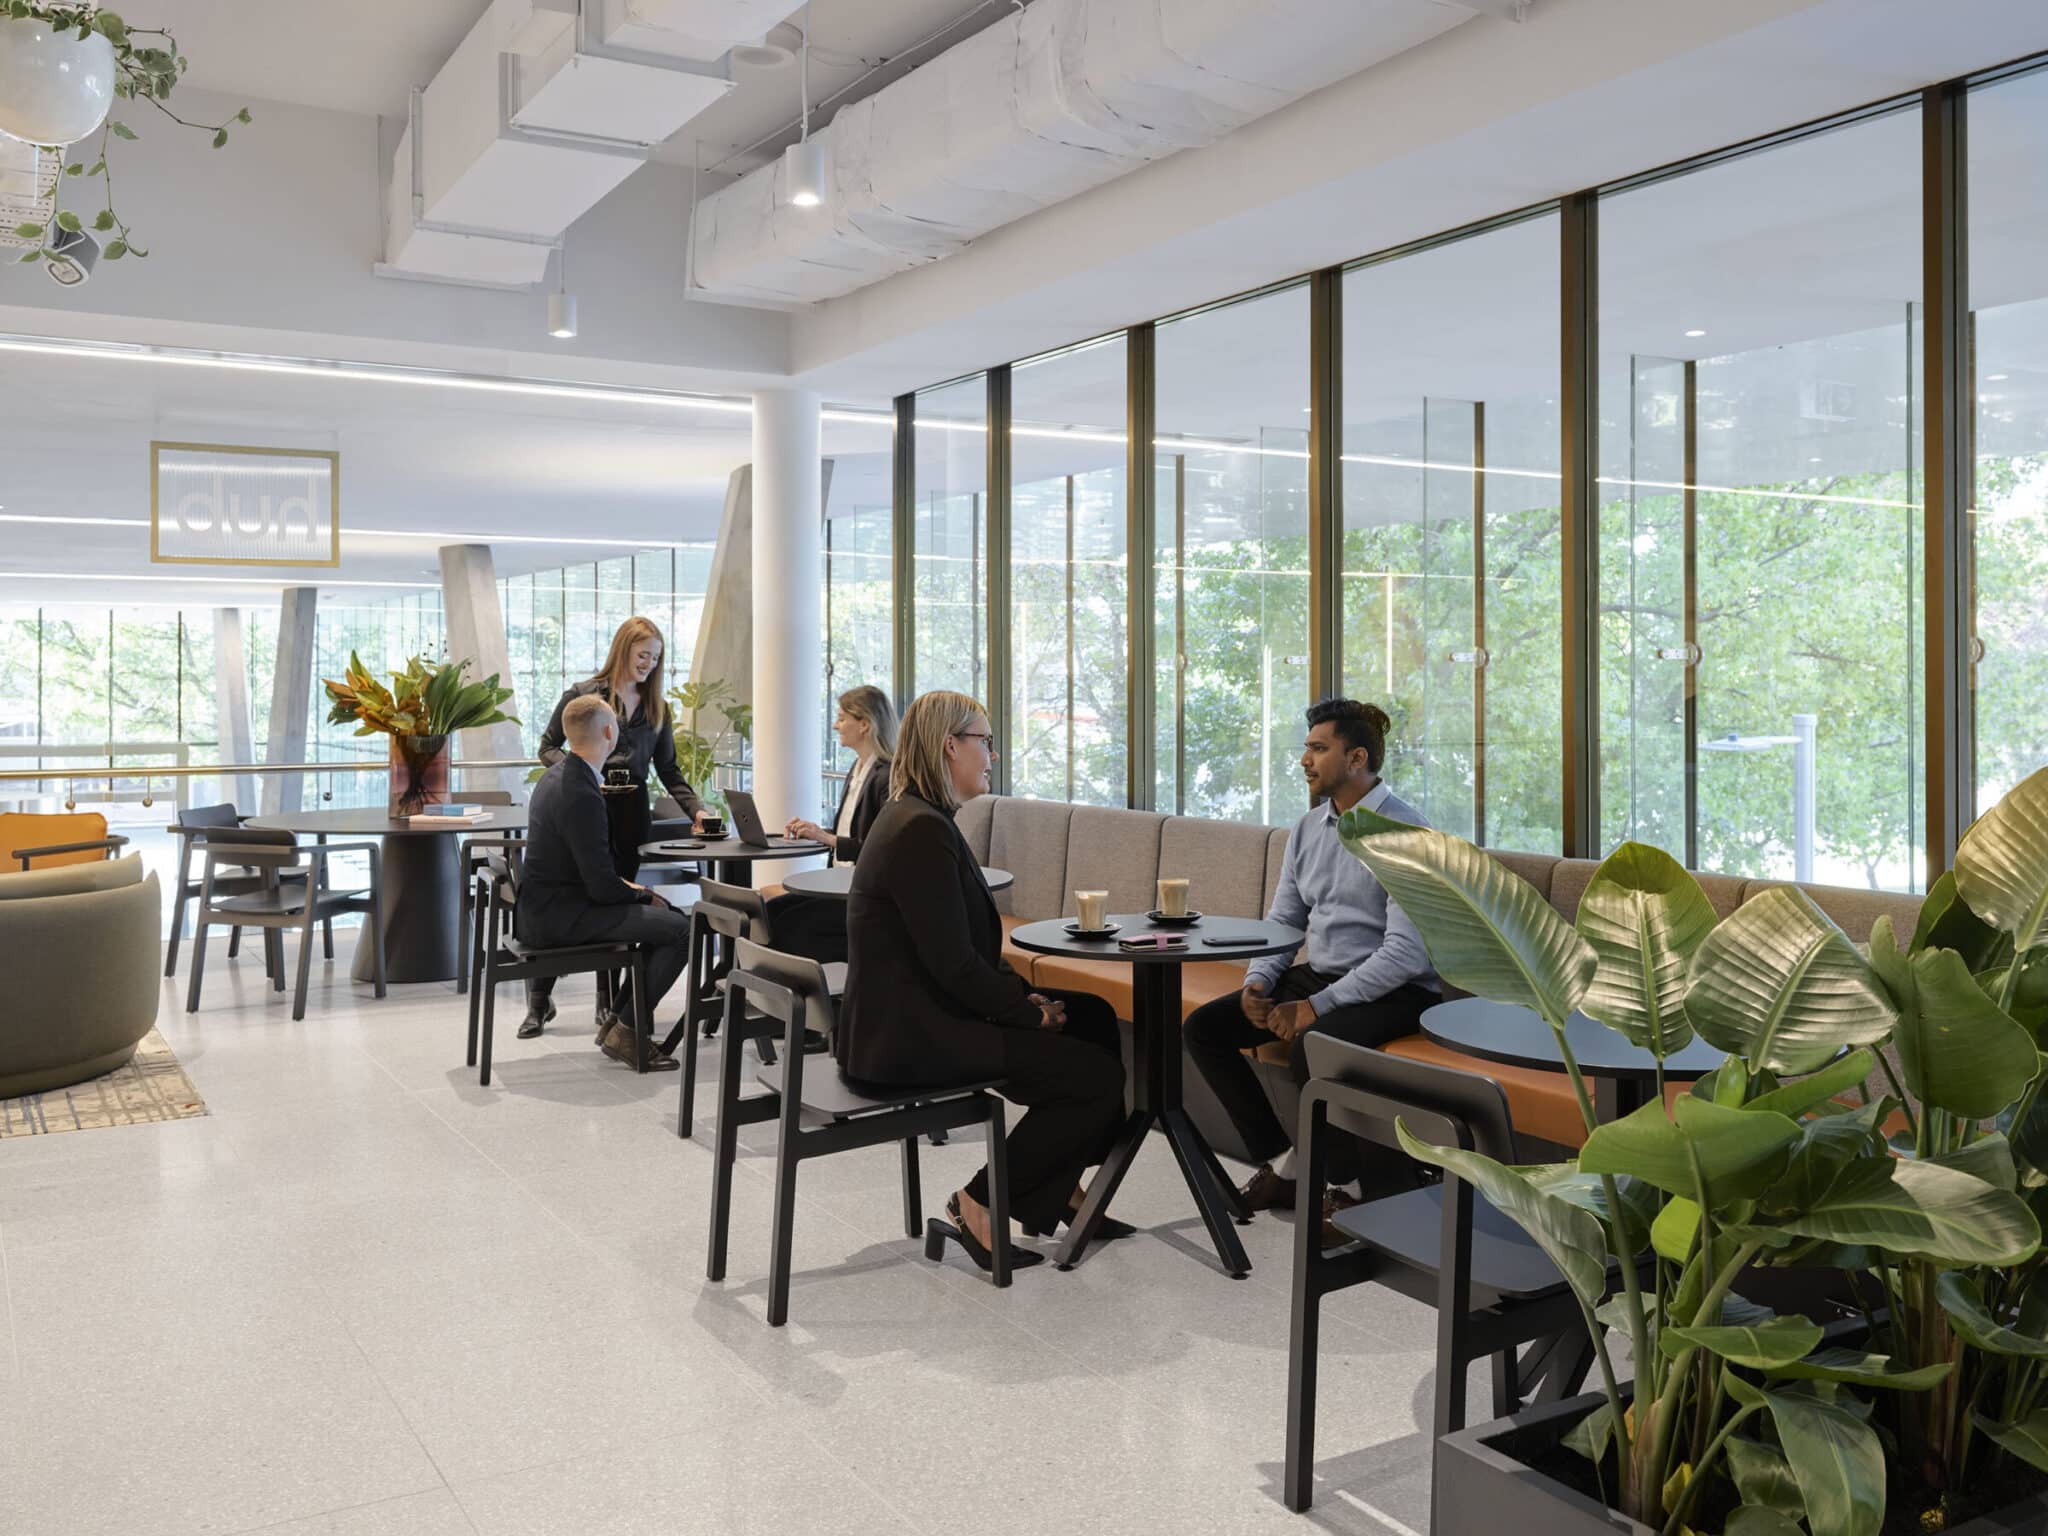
407,807,492,827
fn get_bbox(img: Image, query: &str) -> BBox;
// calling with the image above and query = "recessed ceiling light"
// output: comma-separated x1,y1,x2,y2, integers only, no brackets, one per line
1684,329,1707,339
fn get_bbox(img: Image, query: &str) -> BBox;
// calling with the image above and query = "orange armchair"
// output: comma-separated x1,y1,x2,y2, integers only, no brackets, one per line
0,811,131,871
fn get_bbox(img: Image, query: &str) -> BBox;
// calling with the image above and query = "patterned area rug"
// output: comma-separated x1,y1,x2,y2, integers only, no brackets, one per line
0,1030,208,1138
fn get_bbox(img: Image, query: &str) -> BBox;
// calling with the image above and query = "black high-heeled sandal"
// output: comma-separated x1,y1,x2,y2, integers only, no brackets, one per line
1021,1209,1138,1242
924,1194,1044,1273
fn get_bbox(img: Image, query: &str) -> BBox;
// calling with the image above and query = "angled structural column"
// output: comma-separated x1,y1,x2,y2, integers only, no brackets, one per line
262,587,317,815
752,388,825,844
439,544,526,801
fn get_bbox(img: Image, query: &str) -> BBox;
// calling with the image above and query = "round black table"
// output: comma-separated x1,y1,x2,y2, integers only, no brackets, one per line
1010,913,1306,1277
248,807,527,985
779,865,1014,898
1420,996,1727,1120
637,834,827,890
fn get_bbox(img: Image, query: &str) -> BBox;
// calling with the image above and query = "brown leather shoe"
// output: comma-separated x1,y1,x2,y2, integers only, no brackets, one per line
600,1022,678,1072
1320,1187,1363,1251
1238,1163,1297,1213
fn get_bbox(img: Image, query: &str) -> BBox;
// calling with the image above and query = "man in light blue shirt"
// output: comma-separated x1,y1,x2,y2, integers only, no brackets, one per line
1183,698,1439,1246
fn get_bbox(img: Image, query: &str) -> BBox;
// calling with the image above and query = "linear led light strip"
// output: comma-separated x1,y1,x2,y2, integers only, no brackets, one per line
0,512,716,550
925,419,1925,514
0,333,893,426
0,570,441,588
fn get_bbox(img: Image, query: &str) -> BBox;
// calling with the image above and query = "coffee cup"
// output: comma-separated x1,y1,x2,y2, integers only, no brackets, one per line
1075,890,1109,930
698,812,725,838
1156,877,1190,918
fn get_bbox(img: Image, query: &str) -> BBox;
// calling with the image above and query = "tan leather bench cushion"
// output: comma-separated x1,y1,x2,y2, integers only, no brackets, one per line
1382,1034,1592,1149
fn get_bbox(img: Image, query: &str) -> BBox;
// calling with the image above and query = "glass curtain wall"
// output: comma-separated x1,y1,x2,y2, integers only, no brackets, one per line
1340,214,1563,849
1600,106,1926,891
913,377,988,702
1968,67,2048,817
1009,335,1129,805
823,421,897,780
1155,286,1312,825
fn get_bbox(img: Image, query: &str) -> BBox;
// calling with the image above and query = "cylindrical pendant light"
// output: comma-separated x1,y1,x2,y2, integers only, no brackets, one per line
781,7,824,210
547,244,577,339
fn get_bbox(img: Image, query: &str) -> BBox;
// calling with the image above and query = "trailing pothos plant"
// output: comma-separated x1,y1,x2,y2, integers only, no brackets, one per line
1334,762,2048,1536
5,3,250,268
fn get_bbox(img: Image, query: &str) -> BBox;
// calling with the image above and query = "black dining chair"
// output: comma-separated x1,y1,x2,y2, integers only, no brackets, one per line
164,804,325,979
183,827,386,1022
453,792,522,997
466,850,651,1087
1282,1035,1616,1514
705,938,1015,1326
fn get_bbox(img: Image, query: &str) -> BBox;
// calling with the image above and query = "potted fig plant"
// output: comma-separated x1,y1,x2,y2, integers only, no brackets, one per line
322,653,518,817
1331,762,2048,1536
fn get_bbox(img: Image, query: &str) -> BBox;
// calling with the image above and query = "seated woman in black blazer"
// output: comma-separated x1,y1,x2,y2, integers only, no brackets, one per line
838,690,1130,1271
766,685,896,965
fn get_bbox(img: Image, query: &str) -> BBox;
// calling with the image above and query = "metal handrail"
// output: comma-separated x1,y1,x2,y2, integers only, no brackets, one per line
0,757,540,785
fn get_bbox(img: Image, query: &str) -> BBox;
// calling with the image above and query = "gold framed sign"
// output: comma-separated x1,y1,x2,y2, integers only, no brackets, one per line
150,441,341,568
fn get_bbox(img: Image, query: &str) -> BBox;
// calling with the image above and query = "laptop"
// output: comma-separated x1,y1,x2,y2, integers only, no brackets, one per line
722,788,774,848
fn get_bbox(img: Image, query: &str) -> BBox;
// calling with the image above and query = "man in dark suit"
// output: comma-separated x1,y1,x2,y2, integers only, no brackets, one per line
517,694,688,1071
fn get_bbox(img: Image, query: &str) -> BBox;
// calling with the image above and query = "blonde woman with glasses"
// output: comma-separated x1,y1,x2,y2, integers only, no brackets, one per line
836,690,1132,1272
768,684,899,965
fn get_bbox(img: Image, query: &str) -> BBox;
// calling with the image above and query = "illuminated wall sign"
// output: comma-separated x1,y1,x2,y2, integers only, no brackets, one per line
150,441,340,567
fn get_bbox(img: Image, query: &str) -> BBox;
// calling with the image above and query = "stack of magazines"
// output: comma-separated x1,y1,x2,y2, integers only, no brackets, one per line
407,804,494,828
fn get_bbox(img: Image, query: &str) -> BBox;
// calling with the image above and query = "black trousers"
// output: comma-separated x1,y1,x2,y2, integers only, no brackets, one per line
523,899,690,1026
763,890,847,966
960,989,1126,1233
1183,965,1437,1186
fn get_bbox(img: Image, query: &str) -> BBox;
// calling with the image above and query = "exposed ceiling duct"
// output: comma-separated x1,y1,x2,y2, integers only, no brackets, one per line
380,0,795,289
689,0,1523,306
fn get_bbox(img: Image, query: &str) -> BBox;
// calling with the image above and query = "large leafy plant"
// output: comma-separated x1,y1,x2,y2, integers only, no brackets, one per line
5,4,251,271
1336,766,2048,1536
668,677,749,812
322,653,517,739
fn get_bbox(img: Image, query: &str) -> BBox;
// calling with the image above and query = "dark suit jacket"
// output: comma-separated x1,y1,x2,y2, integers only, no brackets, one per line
837,792,1038,1086
516,757,646,948
537,679,700,816
829,759,891,864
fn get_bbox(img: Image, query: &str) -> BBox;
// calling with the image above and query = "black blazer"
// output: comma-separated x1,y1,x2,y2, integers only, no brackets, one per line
837,792,1038,1086
516,757,646,948
537,679,700,816
828,759,891,863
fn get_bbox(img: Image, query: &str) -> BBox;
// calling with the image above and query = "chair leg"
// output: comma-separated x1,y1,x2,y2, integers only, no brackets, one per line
630,951,649,1073
366,862,388,1000
266,927,285,992
322,917,335,961
900,1137,923,1239
228,925,242,959
676,1002,700,1140
292,906,318,1022
465,890,485,1068
456,870,472,997
478,900,499,1086
1284,1101,1330,1512
164,843,194,977
984,1096,1012,1288
184,912,210,1014
766,1096,804,1328
705,992,749,1283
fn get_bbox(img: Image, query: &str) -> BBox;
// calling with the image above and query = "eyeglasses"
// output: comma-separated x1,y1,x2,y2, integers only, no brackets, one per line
952,730,994,748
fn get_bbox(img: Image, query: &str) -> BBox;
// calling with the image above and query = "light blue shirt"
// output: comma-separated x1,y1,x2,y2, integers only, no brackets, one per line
1246,780,1440,1016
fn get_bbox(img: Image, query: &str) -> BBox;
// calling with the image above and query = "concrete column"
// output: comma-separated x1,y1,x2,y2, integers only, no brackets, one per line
750,389,823,838
439,543,527,802
211,607,256,814
691,465,754,713
262,587,317,814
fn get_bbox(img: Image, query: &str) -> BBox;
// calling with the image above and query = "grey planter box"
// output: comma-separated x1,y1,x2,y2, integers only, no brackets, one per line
1435,1389,2048,1536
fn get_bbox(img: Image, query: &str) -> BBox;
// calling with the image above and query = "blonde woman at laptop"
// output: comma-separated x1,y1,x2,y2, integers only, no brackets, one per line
769,685,898,965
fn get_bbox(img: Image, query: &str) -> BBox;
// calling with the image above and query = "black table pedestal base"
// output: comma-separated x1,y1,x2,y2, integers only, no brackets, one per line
1056,964,1253,1277
353,834,461,985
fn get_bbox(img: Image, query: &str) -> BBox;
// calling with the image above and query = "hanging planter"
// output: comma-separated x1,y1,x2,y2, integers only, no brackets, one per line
2,4,251,277
0,16,115,146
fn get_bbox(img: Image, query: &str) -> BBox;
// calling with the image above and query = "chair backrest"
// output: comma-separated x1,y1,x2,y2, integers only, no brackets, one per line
1302,1034,1519,1165
194,823,302,879
464,790,517,806
180,803,242,830
699,878,767,930
654,795,689,820
731,936,837,1048
0,810,111,869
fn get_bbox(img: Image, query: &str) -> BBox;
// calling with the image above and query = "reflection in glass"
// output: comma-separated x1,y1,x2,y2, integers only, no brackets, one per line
913,377,988,702
1341,214,1562,851
1156,286,1311,826
1010,335,1128,806
1600,106,1924,890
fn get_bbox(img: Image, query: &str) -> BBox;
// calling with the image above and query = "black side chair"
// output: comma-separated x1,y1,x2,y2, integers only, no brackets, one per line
184,828,386,1022
164,804,322,979
466,853,651,1087
454,797,523,998
705,938,1014,1326
1283,1036,1611,1514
